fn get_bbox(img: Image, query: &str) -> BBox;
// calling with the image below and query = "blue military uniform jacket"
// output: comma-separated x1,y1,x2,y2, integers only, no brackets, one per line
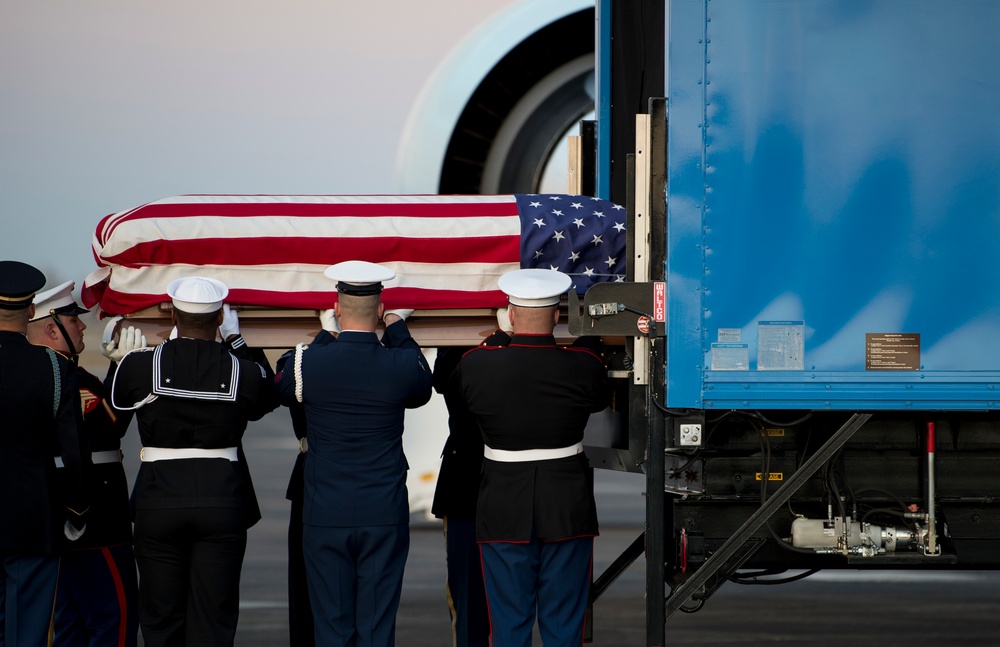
0,331,88,554
275,322,432,527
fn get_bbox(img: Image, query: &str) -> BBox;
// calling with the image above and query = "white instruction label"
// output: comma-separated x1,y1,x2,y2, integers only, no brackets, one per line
711,343,749,370
757,321,804,371
717,328,742,342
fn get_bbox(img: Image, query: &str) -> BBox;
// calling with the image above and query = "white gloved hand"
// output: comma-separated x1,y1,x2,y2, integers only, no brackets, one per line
319,309,341,334
219,304,240,339
169,326,178,340
101,326,148,363
64,520,86,542
496,307,512,333
383,309,414,324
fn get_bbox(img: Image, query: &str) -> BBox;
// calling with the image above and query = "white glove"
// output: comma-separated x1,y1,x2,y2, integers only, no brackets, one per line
319,309,341,334
219,304,240,339
496,307,512,333
169,326,178,340
383,309,414,323
64,520,86,542
101,326,147,363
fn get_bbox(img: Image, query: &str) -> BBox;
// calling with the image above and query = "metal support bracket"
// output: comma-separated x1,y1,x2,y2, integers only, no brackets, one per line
568,283,666,338
664,412,873,619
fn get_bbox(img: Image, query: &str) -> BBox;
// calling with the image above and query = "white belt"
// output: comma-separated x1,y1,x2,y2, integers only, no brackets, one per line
140,446,239,462
54,450,122,468
483,442,583,463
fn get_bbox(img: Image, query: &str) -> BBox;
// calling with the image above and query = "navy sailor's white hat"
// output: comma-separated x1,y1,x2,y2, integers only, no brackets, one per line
324,260,395,296
498,268,571,307
30,280,90,322
166,276,229,314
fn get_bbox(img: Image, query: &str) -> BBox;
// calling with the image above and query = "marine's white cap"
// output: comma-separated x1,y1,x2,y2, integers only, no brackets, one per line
324,261,395,296
498,268,572,307
166,276,229,313
30,280,89,322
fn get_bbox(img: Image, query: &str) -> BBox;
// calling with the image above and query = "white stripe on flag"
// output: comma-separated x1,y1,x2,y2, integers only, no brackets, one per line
98,215,521,258
107,262,519,296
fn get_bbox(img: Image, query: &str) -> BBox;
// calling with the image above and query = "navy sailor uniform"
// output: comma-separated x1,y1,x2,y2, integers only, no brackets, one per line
111,335,278,647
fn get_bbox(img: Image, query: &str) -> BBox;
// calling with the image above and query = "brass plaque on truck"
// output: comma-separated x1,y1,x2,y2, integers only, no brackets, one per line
866,333,920,371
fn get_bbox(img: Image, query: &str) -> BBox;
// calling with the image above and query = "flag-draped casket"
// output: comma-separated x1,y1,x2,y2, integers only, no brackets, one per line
83,194,628,315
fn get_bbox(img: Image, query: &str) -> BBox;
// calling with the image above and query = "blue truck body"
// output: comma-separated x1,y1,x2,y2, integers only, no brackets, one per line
587,2,1000,641
634,0,1000,409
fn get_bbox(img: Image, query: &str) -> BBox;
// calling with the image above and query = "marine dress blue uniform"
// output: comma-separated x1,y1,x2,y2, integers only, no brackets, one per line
53,361,139,647
455,333,607,647
454,268,608,647
276,318,432,647
30,281,140,647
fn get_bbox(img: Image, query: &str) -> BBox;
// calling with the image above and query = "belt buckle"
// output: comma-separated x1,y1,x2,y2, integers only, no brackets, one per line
139,447,145,461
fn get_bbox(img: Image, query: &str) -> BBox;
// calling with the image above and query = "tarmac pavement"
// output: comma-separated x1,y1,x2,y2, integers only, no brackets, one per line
118,410,1000,646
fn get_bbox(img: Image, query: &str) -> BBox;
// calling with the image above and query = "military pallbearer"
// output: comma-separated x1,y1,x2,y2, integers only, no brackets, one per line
455,268,608,647
0,261,89,647
275,260,432,647
27,280,144,646
110,275,279,646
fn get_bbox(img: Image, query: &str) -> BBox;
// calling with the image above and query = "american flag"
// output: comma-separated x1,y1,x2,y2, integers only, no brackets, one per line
516,194,626,293
83,194,627,315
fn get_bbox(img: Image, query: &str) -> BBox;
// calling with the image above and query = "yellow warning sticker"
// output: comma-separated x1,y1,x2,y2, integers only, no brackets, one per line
755,473,784,481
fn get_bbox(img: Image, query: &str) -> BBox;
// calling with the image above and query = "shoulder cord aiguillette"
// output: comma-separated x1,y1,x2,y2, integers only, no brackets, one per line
45,347,60,418
293,343,307,403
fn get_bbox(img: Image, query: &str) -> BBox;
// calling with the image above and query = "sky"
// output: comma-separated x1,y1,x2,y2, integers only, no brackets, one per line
0,0,535,509
0,0,517,288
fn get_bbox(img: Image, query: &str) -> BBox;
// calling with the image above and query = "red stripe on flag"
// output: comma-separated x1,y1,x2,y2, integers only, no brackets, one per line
99,199,519,238
101,235,520,267
96,287,508,315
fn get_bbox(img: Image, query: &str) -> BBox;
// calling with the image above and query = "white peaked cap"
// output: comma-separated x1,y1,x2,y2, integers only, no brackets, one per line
324,260,396,296
30,280,89,322
498,268,572,307
166,276,229,313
